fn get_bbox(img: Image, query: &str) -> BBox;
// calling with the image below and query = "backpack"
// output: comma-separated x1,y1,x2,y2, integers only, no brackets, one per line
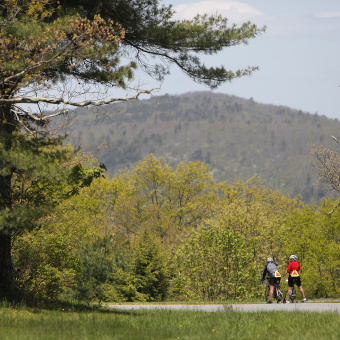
267,262,281,278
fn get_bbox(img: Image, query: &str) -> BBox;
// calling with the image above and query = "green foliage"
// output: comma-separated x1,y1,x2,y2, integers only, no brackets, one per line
133,234,170,301
46,155,339,302
11,154,339,303
72,236,116,303
41,156,219,302
110,155,218,249
176,224,258,301
109,268,148,303
12,224,79,302
67,162,107,196
72,235,156,303
216,175,302,267
0,133,106,234
2,134,106,300
283,201,340,298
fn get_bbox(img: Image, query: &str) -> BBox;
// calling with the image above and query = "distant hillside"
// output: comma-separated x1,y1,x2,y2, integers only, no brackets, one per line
64,91,340,204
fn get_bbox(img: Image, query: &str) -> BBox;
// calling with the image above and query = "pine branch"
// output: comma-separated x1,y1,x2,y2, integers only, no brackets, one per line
1,88,156,108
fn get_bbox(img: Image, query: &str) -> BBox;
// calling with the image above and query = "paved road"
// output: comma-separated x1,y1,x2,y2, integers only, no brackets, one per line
109,302,340,313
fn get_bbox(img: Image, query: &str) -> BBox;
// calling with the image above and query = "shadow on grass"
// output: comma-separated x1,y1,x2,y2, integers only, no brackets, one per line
0,298,137,315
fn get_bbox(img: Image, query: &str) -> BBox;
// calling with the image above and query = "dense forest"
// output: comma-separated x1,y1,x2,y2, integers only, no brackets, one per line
13,155,340,303
65,91,340,204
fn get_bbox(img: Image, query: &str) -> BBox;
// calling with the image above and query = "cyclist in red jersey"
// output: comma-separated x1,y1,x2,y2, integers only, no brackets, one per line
286,255,307,303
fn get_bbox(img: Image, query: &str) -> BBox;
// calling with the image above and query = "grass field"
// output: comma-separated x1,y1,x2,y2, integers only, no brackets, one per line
0,304,339,340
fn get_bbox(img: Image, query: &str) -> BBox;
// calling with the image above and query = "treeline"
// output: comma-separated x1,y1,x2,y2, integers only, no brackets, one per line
12,154,339,303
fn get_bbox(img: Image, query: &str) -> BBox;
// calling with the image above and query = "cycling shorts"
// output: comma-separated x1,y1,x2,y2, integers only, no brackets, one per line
288,275,301,287
268,277,281,286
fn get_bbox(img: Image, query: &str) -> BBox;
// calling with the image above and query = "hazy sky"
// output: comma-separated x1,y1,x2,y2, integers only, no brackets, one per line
150,0,340,119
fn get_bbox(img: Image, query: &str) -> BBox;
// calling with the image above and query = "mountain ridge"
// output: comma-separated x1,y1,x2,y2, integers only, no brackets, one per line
65,91,340,204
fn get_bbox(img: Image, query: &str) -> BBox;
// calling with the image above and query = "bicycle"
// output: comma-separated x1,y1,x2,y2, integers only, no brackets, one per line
265,278,286,303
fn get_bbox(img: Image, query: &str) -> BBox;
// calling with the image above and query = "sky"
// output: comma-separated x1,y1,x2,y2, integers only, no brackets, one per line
143,0,340,119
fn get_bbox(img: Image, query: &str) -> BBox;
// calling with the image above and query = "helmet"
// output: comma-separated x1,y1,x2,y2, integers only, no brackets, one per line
289,255,297,261
267,258,273,263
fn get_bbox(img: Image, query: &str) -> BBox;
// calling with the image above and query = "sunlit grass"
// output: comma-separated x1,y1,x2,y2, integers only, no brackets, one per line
0,304,339,340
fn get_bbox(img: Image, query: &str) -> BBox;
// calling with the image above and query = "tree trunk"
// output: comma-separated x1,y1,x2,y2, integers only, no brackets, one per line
0,231,13,299
0,103,16,299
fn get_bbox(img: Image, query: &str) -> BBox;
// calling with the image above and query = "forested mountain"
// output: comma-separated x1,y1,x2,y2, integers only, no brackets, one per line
65,91,340,204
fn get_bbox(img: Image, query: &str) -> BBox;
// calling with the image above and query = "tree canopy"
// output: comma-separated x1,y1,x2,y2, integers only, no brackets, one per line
0,0,266,131
16,156,338,302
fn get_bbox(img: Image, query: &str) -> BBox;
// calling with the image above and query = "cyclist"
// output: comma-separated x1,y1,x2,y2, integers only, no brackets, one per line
261,257,282,303
286,254,307,303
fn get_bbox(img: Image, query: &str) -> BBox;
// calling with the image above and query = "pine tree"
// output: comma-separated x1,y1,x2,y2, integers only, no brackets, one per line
0,0,264,299
59,0,266,88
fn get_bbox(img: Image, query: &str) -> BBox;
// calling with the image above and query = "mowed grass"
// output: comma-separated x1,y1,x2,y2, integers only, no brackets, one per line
0,305,339,340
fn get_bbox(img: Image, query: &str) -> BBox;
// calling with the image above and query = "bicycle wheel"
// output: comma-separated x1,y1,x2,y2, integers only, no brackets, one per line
290,286,296,303
265,284,270,302
277,286,285,303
